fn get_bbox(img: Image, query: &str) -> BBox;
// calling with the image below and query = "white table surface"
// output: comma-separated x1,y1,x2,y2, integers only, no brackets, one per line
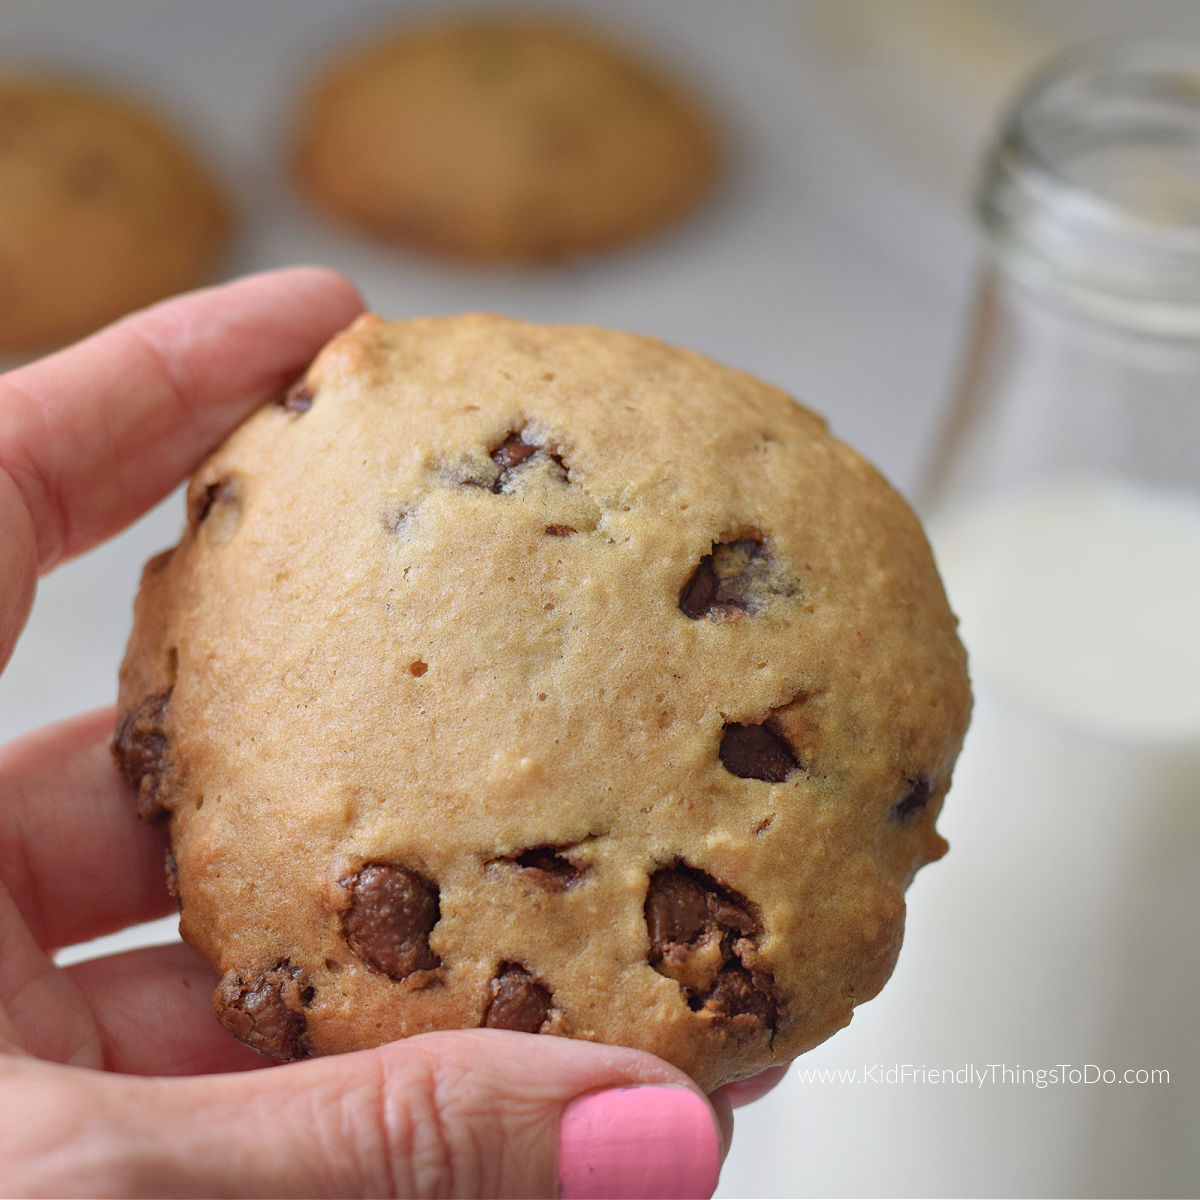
2,2,1198,1197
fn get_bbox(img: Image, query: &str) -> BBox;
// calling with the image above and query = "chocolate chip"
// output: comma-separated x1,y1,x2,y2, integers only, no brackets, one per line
679,555,720,619
186,475,242,542
892,776,932,821
719,719,799,782
463,430,571,492
340,863,441,980
187,478,227,530
511,845,584,891
645,863,779,1034
482,963,553,1033
113,692,173,821
280,380,314,414
544,523,574,537
492,434,537,473
645,864,756,957
214,961,313,1062
701,962,779,1028
680,538,792,620
490,433,538,492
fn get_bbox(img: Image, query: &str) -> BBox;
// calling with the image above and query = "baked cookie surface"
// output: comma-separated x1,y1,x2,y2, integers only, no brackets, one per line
115,314,970,1090
0,76,231,353
291,17,719,261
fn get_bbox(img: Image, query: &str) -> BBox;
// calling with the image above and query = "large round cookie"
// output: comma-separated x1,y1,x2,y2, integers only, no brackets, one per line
291,17,720,261
0,75,231,353
115,314,970,1090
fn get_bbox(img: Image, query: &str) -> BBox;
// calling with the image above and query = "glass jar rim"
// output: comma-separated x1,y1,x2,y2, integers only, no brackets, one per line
977,36,1200,330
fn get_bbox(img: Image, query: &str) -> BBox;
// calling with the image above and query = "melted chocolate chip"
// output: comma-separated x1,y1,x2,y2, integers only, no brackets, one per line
645,864,756,955
892,776,932,821
645,863,779,1034
187,477,233,530
214,961,313,1062
280,380,314,414
482,963,553,1033
681,538,790,620
462,430,571,492
719,719,799,782
340,864,441,980
490,434,537,492
701,961,779,1027
511,846,584,891
493,435,537,471
186,475,242,544
113,692,172,821
679,555,721,619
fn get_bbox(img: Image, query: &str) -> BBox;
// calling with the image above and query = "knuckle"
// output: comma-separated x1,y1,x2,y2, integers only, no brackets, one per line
334,1044,545,1199
349,1052,467,1198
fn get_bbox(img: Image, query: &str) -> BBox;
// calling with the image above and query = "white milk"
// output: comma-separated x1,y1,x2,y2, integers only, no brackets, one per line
934,478,1200,737
921,478,1200,1196
719,479,1200,1198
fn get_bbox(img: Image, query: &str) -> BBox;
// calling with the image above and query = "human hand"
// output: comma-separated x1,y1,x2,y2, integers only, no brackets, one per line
0,269,737,1198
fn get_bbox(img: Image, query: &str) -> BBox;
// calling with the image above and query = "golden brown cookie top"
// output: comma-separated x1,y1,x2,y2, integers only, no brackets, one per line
116,314,970,1088
291,17,720,261
0,74,232,353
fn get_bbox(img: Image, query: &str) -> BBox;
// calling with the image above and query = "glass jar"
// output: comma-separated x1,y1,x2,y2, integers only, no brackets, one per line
917,38,1200,1197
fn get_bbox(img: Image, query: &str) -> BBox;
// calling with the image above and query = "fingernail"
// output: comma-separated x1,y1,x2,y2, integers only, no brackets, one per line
558,1085,721,1199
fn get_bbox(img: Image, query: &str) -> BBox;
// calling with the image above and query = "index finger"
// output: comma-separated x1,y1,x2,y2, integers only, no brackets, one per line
0,266,364,574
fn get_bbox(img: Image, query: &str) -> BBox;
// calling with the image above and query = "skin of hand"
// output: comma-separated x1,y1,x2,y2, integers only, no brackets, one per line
0,268,787,1199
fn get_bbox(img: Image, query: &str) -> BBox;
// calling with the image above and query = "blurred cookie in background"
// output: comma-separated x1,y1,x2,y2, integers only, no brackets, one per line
0,75,232,354
291,15,721,262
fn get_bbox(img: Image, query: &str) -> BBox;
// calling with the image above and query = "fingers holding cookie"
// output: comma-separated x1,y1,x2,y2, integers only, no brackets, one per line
0,708,173,953
0,267,363,573
63,942,266,1077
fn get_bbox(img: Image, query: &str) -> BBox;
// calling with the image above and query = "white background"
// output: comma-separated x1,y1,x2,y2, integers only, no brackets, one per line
1,2,1197,1197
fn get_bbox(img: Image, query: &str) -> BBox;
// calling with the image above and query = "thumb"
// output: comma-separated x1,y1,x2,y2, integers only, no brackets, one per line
4,1032,728,1199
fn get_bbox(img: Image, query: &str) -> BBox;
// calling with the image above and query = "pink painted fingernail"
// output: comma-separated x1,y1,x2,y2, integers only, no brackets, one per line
558,1085,722,1199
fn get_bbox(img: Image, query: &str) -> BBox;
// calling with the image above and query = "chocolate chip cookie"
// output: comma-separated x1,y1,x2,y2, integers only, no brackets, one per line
0,75,231,353
115,314,971,1090
290,16,720,261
